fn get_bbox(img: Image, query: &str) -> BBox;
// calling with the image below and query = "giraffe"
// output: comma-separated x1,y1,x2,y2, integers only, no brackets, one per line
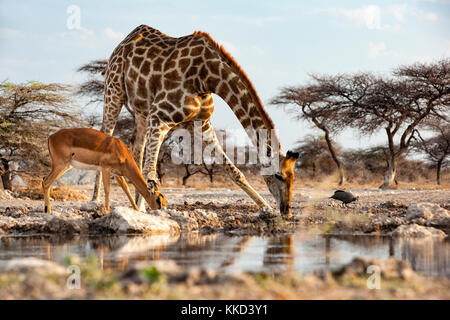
94,25,299,217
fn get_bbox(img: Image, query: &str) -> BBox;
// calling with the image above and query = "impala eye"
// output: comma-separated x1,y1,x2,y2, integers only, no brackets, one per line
274,173,285,182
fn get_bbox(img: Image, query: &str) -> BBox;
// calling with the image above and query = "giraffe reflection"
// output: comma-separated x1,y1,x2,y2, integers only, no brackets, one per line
263,235,295,272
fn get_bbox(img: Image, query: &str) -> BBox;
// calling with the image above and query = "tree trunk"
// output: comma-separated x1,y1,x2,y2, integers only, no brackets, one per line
182,165,191,186
208,170,213,183
436,158,443,185
312,162,316,178
380,129,398,189
380,156,397,189
91,170,102,202
0,158,12,191
323,130,346,185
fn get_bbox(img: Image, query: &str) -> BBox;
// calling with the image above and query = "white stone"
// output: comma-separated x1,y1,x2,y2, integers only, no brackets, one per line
392,224,447,240
11,175,26,187
92,206,180,234
0,257,66,274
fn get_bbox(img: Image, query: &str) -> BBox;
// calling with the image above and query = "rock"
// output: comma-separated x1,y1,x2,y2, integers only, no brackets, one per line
334,257,416,281
11,175,26,187
406,203,450,230
90,206,180,234
0,257,66,275
56,169,96,186
392,224,446,240
79,202,99,212
169,215,199,231
119,259,181,284
44,216,83,234
0,190,14,200
154,209,199,231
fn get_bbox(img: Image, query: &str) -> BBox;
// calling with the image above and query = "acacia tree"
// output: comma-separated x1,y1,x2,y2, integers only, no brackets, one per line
292,59,449,188
357,60,449,188
293,135,333,178
412,119,450,185
271,76,362,185
0,81,81,190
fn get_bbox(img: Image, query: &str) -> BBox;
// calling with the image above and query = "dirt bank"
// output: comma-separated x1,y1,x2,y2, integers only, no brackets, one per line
0,187,449,236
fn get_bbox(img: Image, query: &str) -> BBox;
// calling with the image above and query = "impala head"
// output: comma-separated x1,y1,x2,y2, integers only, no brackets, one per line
263,150,299,217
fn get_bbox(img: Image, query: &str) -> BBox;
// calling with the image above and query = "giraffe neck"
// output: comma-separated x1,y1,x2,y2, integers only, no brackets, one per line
194,32,282,159
214,75,280,159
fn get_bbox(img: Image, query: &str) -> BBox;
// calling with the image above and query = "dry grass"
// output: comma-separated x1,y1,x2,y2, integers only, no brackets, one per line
161,170,449,191
12,177,88,201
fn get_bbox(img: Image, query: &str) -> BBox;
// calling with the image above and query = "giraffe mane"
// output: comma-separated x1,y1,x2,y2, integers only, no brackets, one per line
193,31,278,137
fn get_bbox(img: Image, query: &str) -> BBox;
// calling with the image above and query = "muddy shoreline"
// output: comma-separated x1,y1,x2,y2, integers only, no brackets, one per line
1,187,449,299
1,187,448,237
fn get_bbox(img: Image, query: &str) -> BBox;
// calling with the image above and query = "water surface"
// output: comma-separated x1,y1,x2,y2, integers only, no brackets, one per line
0,230,448,278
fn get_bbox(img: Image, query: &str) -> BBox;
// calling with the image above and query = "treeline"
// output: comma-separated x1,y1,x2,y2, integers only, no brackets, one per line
271,59,449,187
0,59,448,190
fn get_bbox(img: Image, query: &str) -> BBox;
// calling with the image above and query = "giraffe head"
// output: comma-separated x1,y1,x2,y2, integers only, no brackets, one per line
147,180,167,209
263,150,299,218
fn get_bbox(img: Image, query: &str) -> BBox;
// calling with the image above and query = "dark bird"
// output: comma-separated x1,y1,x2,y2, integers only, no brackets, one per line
330,190,359,205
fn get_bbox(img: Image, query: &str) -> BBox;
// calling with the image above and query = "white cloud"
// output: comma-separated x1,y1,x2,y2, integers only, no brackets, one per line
414,9,438,21
338,5,383,30
323,4,437,32
219,40,239,56
368,41,387,59
57,27,96,48
209,15,282,27
387,4,408,22
104,27,124,40
0,28,23,39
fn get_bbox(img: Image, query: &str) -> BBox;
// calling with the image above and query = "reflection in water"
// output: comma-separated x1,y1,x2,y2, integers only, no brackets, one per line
0,231,448,278
263,235,295,272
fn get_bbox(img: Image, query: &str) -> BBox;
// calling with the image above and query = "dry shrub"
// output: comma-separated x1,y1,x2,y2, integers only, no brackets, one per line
13,185,88,201
12,177,88,200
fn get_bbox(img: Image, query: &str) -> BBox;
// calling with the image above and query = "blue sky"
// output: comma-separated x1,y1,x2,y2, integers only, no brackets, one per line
1,0,449,151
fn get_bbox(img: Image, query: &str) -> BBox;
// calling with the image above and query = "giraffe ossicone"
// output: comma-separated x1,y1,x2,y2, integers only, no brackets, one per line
94,25,299,217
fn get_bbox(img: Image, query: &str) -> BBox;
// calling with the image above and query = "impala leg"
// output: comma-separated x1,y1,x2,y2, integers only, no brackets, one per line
115,175,140,211
201,121,271,209
101,167,112,213
42,164,71,214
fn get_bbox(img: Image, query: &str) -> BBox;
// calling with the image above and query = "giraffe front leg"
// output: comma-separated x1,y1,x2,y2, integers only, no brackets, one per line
137,118,171,211
131,114,148,208
92,84,125,202
201,121,271,209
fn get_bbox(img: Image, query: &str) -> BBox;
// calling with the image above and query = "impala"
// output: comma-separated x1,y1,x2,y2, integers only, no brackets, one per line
42,128,166,214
